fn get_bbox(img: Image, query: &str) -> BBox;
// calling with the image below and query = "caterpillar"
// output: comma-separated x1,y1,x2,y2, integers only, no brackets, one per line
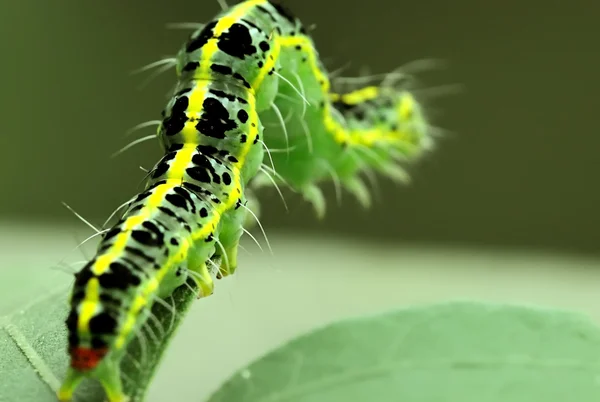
58,1,436,401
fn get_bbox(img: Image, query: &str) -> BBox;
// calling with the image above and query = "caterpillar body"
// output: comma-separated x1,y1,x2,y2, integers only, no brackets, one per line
58,1,436,401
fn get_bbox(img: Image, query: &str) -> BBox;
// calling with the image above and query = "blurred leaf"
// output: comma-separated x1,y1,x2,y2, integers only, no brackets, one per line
207,302,600,402
0,276,197,402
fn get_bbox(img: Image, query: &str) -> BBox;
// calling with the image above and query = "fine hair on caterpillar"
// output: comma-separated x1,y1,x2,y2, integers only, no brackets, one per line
58,1,443,401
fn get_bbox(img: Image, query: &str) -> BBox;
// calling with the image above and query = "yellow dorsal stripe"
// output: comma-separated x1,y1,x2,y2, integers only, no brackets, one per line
255,36,280,89
188,82,209,111
199,0,268,81
338,86,379,105
167,143,196,180
278,36,357,145
77,278,100,332
398,93,415,120
91,183,173,277
215,0,266,35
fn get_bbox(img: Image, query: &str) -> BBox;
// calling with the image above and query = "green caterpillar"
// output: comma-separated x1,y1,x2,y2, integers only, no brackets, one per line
58,1,436,401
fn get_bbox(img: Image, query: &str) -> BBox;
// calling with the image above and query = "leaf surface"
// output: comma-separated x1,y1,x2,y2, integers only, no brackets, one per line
207,302,600,402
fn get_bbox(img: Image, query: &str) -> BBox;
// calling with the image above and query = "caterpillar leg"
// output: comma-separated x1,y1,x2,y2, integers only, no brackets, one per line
301,184,326,219
184,241,216,299
217,221,243,278
342,177,371,209
218,241,240,278
95,360,128,402
57,368,84,402
188,262,214,299
379,163,410,183
219,194,263,277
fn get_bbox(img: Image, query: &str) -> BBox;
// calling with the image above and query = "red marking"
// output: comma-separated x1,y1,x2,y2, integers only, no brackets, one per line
69,347,108,371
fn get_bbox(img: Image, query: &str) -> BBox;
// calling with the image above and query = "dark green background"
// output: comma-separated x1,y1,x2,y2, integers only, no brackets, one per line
1,1,597,256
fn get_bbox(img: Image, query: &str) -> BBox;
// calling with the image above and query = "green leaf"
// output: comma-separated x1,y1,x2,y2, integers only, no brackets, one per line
0,275,197,402
207,302,600,402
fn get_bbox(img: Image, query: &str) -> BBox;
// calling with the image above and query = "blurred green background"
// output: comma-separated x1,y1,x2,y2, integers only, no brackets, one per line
0,0,597,256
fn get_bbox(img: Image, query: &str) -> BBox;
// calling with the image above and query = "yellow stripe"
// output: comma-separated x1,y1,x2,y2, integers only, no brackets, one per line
167,143,196,180
215,0,267,36
188,82,208,111
278,36,354,145
398,92,415,120
338,86,379,105
198,0,268,80
279,36,330,93
78,278,100,332
91,184,173,277
114,236,191,348
180,81,209,143
254,35,280,89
